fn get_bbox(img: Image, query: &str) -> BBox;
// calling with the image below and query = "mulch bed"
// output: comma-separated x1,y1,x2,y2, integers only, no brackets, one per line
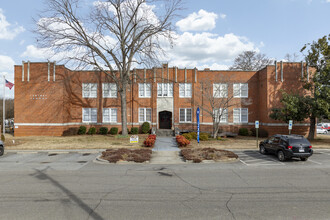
181,147,238,163
101,148,152,163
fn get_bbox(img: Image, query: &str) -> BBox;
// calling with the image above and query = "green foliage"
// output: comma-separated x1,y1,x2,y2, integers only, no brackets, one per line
78,126,87,135
130,127,138,134
182,133,192,140
109,127,118,135
99,127,108,135
250,128,269,138
1,134,5,142
199,133,209,141
87,127,96,135
141,122,150,134
189,132,197,140
238,128,249,136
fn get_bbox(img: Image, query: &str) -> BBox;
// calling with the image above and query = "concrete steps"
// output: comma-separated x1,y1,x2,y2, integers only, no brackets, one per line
156,129,174,137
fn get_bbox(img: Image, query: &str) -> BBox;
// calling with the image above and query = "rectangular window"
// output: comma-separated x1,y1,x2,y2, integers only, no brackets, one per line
157,83,173,97
233,108,248,123
102,83,117,98
179,83,192,98
213,83,228,98
214,108,228,123
139,83,151,98
82,83,97,98
179,108,192,122
139,108,152,122
103,108,117,123
82,108,97,123
233,83,248,98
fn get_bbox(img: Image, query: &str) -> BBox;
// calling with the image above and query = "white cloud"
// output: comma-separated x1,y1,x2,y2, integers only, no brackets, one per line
0,8,25,40
0,55,15,73
21,45,52,60
176,9,218,32
220,13,227,19
163,32,258,68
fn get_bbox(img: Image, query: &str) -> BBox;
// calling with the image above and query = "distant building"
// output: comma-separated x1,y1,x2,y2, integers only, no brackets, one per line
14,61,312,136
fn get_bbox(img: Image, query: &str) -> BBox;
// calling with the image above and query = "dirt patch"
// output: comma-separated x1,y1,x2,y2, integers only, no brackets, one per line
181,148,238,163
100,148,152,163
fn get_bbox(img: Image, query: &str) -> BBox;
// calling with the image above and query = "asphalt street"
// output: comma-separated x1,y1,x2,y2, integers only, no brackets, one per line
1,149,330,219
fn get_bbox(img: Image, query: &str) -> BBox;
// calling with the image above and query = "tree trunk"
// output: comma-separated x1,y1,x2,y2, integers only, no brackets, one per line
120,83,128,136
307,116,316,140
212,120,218,139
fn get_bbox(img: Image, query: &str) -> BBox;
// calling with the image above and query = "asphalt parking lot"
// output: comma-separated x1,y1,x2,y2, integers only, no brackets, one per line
1,149,330,170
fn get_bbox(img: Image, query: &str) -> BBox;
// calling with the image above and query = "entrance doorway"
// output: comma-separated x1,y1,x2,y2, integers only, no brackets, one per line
159,111,172,129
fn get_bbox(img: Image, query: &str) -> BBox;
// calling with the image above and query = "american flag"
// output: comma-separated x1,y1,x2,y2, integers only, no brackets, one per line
5,79,14,90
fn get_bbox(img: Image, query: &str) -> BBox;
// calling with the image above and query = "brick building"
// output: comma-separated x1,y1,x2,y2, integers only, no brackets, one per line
14,61,312,136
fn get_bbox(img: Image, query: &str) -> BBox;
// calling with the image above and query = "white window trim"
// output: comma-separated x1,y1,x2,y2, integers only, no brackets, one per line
179,108,192,123
102,108,117,123
233,108,248,123
179,83,192,98
213,83,228,98
82,108,97,123
82,83,97,98
139,108,152,123
157,83,173,97
214,108,228,123
139,83,151,98
233,83,248,98
102,83,117,98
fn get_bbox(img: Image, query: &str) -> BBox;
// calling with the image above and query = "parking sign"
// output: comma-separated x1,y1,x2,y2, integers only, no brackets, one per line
255,121,259,129
289,120,293,130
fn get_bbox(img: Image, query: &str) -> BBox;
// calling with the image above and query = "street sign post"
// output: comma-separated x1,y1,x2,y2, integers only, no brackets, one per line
255,121,259,148
288,120,293,135
196,107,200,144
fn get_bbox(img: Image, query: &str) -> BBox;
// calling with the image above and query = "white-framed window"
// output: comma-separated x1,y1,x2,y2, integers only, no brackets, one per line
103,83,117,98
139,108,152,122
157,83,173,97
213,108,228,123
233,108,248,123
82,108,97,123
82,83,97,98
179,83,192,98
103,108,117,123
233,83,248,98
139,83,151,98
179,108,192,123
213,83,228,98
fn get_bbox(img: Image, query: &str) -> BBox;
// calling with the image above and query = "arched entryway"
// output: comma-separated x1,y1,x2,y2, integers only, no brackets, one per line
159,111,172,129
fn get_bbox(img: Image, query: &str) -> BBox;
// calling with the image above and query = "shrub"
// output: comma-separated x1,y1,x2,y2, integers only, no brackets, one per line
1,134,5,142
238,128,249,136
143,137,156,147
189,132,197,140
109,127,118,135
141,122,150,134
78,126,87,135
131,127,138,134
199,133,209,141
250,128,269,138
62,127,78,136
148,134,157,140
87,127,96,135
182,133,192,140
99,127,108,135
176,135,190,147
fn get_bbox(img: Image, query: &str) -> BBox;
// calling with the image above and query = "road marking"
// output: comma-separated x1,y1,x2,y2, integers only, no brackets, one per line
308,159,322,165
239,159,248,165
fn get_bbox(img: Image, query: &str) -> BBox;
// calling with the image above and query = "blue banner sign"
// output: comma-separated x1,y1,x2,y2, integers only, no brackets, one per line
197,107,200,143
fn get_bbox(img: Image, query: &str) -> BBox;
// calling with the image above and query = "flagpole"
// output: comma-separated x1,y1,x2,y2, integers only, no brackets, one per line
3,74,5,136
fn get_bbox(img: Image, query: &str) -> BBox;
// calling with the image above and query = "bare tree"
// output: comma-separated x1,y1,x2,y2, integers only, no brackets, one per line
35,0,181,135
284,53,300,62
229,51,273,71
196,77,251,139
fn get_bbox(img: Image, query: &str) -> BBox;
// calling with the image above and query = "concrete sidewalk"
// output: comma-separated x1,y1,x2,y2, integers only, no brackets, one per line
150,137,184,164
152,137,179,152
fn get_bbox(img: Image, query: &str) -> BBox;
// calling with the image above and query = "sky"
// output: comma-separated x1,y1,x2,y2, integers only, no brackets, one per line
0,0,329,98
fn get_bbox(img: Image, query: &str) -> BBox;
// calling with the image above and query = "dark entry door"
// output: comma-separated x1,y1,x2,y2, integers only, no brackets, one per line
159,111,172,129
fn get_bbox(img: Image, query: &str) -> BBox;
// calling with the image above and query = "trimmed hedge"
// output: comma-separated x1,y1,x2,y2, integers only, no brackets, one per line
87,127,96,135
131,127,139,134
78,126,87,135
250,128,269,138
99,127,108,135
182,133,193,140
141,122,150,134
238,128,249,136
109,127,119,135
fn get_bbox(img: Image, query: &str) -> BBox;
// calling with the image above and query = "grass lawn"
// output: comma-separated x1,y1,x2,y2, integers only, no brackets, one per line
4,134,150,150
